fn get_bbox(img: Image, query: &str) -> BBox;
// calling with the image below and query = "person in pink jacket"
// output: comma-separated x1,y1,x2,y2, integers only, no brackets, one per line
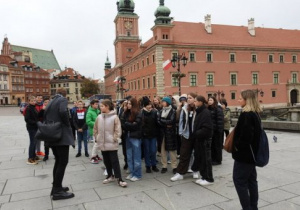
93,99,127,187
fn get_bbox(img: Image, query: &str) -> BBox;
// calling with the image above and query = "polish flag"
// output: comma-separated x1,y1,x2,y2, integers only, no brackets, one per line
113,76,120,83
163,59,172,70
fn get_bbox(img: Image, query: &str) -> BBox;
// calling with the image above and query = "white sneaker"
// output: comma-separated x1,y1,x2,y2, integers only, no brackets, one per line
126,169,130,174
167,160,171,164
199,180,214,186
170,173,183,182
103,169,108,176
187,169,193,173
195,178,204,184
193,172,199,179
126,174,133,180
130,176,140,182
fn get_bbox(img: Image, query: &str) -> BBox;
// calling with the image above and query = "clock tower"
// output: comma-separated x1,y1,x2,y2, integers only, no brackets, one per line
114,0,141,66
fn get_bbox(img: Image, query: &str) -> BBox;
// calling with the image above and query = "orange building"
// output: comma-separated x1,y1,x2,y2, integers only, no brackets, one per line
105,0,300,106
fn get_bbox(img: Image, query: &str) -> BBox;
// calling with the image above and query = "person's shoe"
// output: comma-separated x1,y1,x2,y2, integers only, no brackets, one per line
177,155,180,159
212,161,221,166
126,174,133,180
52,191,75,200
152,166,159,172
85,152,89,157
96,155,102,161
161,168,167,174
103,176,115,184
118,179,127,187
157,152,161,157
195,178,204,184
172,168,177,174
198,179,214,186
130,176,140,182
34,156,42,162
36,151,45,156
50,187,69,196
167,160,171,164
90,157,99,164
123,163,128,170
26,158,38,165
126,169,130,174
193,172,199,179
75,153,81,158
146,167,152,173
187,169,193,173
170,173,183,182
43,156,49,161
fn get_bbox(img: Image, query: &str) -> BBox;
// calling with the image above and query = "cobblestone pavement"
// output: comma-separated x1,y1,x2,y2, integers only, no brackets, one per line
0,107,300,210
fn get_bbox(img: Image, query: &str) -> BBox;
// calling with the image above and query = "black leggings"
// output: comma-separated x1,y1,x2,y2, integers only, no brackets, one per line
102,151,122,179
51,146,69,188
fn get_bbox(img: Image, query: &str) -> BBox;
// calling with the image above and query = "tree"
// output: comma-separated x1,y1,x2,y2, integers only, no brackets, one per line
80,79,99,98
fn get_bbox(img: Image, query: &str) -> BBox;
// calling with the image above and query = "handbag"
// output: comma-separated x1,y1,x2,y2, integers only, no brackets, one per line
35,121,62,142
223,127,235,153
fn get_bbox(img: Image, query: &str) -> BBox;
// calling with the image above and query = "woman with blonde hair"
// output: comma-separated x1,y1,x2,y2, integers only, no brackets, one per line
232,89,262,210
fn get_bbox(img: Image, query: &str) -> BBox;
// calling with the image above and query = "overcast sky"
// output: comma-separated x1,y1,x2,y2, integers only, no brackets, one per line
1,0,300,79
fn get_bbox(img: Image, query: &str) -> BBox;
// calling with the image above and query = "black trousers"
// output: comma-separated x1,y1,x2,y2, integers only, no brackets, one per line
51,146,69,188
196,139,214,182
45,146,50,156
177,137,198,174
121,132,127,165
233,160,258,210
102,150,122,179
211,131,223,163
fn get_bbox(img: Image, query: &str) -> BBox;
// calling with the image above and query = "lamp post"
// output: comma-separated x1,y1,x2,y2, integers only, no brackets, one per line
114,76,127,100
171,53,188,96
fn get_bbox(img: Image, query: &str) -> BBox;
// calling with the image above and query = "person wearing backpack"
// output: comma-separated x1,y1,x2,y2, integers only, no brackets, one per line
232,90,261,210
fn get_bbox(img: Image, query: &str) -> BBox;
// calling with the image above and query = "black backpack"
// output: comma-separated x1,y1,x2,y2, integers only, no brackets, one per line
250,113,269,167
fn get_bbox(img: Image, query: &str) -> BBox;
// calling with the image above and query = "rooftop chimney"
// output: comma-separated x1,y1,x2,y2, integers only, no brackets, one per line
205,14,212,34
248,18,255,36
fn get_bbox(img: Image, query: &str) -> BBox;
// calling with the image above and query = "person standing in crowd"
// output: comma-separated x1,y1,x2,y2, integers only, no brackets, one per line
220,99,231,138
73,100,89,158
38,97,51,161
70,101,78,140
158,97,177,174
232,90,261,210
86,99,102,163
121,98,142,182
94,99,127,187
45,88,75,200
171,93,199,181
207,96,224,165
35,95,45,157
141,96,160,173
193,95,214,186
153,96,162,157
25,96,40,165
119,100,129,170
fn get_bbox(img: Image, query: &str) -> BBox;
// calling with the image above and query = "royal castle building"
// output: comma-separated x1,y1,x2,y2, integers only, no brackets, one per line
105,0,300,106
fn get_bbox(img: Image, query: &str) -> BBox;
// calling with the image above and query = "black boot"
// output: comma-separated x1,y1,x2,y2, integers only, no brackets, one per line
43,156,48,161
152,166,159,172
52,187,74,200
50,187,70,196
146,167,152,173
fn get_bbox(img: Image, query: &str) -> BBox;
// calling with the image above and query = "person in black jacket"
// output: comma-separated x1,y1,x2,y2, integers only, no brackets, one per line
121,98,143,182
73,100,89,158
207,96,224,165
141,96,159,173
193,95,214,186
24,96,39,165
232,90,261,210
157,97,177,174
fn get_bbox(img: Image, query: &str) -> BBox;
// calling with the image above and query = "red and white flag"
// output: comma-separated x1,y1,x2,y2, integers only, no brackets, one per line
113,76,120,84
163,59,172,70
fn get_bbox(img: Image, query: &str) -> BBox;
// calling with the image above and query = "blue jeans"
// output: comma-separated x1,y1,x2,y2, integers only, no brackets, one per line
143,138,157,167
27,128,37,159
126,137,142,178
77,130,88,153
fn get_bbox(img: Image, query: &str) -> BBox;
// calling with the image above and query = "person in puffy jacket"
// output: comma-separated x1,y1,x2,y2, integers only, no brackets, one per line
93,99,127,187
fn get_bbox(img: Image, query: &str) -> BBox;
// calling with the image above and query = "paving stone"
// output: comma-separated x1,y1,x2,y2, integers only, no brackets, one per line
1,196,52,210
11,188,51,202
0,148,25,156
84,192,165,210
288,196,300,206
35,164,86,176
0,167,34,181
0,159,43,170
259,188,298,203
71,181,102,192
280,182,300,196
215,198,270,210
0,181,6,195
54,204,85,210
260,201,300,210
52,189,100,209
94,178,164,199
145,182,228,209
193,205,222,210
0,195,10,204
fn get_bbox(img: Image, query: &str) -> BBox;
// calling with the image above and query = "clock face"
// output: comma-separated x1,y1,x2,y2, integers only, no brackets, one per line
124,21,132,30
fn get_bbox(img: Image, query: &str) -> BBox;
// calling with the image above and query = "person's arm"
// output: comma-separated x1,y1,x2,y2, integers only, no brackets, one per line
93,117,99,138
86,111,94,128
124,112,142,131
59,98,70,126
160,109,176,125
178,110,184,135
195,111,213,140
114,116,122,141
72,112,79,130
25,108,36,125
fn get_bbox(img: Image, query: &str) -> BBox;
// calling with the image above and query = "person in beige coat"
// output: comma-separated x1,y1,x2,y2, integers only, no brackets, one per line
93,99,127,187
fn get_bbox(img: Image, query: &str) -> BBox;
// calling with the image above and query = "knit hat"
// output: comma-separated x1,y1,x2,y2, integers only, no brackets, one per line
179,94,188,102
162,97,172,106
141,96,151,107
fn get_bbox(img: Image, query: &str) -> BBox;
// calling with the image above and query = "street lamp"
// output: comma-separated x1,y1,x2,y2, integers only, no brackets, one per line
171,52,188,96
114,76,127,99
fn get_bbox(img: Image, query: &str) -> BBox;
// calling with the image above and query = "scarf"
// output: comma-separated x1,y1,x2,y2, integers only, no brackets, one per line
161,105,172,118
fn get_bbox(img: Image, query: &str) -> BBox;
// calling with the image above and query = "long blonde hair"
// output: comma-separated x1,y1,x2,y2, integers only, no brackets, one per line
241,90,262,113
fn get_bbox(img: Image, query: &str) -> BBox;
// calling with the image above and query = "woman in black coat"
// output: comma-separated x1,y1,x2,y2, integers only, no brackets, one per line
193,95,214,186
232,90,261,210
44,88,75,200
207,96,224,165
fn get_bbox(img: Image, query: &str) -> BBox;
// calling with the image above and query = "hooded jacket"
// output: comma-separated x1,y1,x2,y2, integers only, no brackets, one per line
178,104,196,139
86,106,100,136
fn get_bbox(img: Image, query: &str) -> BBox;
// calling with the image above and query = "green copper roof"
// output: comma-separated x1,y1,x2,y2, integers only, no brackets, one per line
154,0,171,17
117,0,135,14
11,45,61,70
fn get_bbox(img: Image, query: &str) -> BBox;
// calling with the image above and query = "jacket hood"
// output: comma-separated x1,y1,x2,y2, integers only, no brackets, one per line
101,110,116,117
